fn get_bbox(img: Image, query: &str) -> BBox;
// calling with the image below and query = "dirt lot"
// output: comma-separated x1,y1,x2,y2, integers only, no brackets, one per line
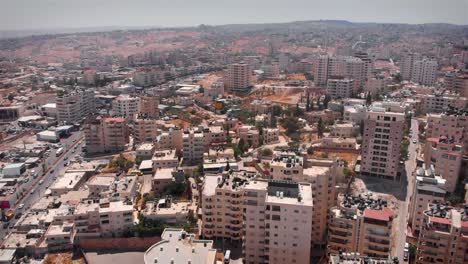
312,151,359,168
85,251,144,264
43,252,86,264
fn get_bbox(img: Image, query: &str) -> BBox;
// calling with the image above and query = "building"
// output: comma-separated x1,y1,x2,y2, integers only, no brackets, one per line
225,62,251,93
243,180,313,264
426,108,468,149
136,143,155,160
153,168,174,193
152,149,179,169
444,70,468,97
133,116,159,144
415,203,468,264
365,75,390,96
360,109,405,180
182,129,205,165
56,89,95,124
423,137,463,192
156,128,183,151
329,253,398,264
0,104,24,122
143,228,216,264
328,194,394,259
50,171,87,196
401,53,422,81
408,165,446,236
327,79,354,99
411,59,438,86
84,116,129,154
112,95,140,119
139,95,159,119
237,125,260,148
263,128,279,144
419,94,467,114
142,199,191,224
201,173,246,242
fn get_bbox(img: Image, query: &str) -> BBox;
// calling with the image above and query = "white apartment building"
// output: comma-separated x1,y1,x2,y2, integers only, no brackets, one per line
411,59,437,86
112,95,140,119
56,89,95,124
182,129,205,165
327,79,354,99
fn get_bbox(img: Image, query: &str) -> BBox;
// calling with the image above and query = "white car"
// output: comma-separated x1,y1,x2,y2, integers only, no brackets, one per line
18,203,25,210
412,139,417,144
404,242,409,261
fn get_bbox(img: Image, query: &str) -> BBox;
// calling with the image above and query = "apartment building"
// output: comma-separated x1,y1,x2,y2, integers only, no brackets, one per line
237,125,260,148
54,200,133,238
226,62,251,93
139,95,159,119
152,149,179,169
360,109,405,180
112,95,140,119
327,78,354,99
423,137,463,192
263,128,279,144
408,165,446,236
133,116,159,144
365,75,391,96
411,59,438,86
328,194,394,259
329,253,397,264
243,180,313,264
444,70,468,97
201,173,246,242
401,53,422,81
156,128,183,151
419,94,467,114
84,116,129,154
56,89,95,124
426,108,468,149
182,129,205,165
313,55,330,86
416,203,468,264
133,68,165,87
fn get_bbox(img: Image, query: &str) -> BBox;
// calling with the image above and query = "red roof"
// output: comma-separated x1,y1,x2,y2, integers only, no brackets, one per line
430,216,451,225
364,207,394,222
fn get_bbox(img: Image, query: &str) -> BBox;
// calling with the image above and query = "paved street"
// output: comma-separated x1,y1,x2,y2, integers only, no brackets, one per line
0,132,84,241
394,118,419,262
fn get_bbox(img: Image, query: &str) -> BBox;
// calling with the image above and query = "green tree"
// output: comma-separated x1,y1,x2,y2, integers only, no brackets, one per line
281,116,301,136
7,93,15,101
306,92,311,112
261,148,273,156
323,94,331,109
366,93,372,106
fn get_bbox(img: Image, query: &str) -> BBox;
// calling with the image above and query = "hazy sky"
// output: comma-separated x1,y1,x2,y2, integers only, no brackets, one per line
1,0,467,30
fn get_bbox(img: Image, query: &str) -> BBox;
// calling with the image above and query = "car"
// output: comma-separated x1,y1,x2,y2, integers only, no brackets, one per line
30,190,35,195
412,139,417,144
18,203,24,210
39,180,44,185
71,150,75,154
403,242,409,261
50,169,55,174
64,156,68,161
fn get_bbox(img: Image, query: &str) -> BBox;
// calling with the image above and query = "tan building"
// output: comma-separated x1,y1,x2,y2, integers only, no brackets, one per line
133,116,159,144
112,95,140,119
408,165,446,236
156,128,183,151
416,203,468,264
153,168,174,193
444,70,468,97
360,109,405,180
201,173,246,242
226,62,251,93
327,78,354,99
263,128,279,144
182,129,204,165
426,109,468,150
44,222,74,250
423,137,463,192
237,125,260,148
138,95,159,119
328,194,394,259
152,149,179,169
84,116,129,154
329,253,397,264
419,94,467,114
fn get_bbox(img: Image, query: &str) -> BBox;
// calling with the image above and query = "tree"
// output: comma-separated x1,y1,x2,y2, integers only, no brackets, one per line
323,94,331,109
359,120,365,136
225,162,230,171
281,116,301,136
306,92,311,112
261,148,273,157
317,118,325,138
7,93,15,101
366,93,372,106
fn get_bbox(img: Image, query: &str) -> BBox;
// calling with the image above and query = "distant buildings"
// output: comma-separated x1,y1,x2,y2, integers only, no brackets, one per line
139,95,159,119
360,109,405,180
401,53,437,86
444,70,468,97
426,108,468,149
112,95,140,119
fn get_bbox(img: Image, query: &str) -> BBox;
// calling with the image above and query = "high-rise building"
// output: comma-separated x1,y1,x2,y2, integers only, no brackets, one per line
423,137,463,192
225,62,251,93
112,95,140,119
411,59,438,86
426,108,468,149
328,194,394,259
313,55,330,86
56,89,95,124
360,109,405,180
139,95,159,119
133,116,159,144
444,71,468,97
415,203,468,264
327,78,355,99
84,116,129,154
401,53,422,81
182,129,204,165
408,165,446,236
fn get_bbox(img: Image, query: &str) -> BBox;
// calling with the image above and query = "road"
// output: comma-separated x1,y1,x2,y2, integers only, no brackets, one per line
394,118,419,262
0,132,84,241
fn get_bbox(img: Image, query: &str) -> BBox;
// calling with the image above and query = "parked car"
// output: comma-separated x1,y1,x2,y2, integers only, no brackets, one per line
404,242,409,261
